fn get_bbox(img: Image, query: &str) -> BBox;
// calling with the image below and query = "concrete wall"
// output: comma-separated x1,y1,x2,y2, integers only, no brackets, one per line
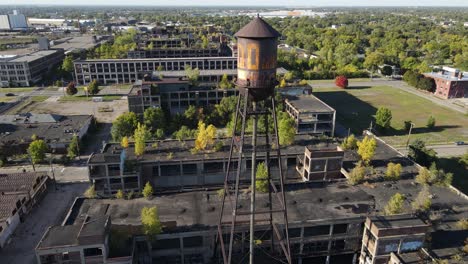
0,212,20,248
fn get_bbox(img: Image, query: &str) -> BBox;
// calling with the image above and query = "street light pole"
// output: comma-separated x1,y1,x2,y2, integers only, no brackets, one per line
406,123,415,150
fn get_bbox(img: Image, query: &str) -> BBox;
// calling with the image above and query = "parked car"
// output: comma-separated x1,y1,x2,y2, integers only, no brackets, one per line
5,93,15,96
455,141,465,146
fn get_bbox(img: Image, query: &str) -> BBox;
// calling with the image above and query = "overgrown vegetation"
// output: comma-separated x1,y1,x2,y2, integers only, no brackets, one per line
255,162,269,193
141,206,162,238
142,181,154,199
385,162,402,181
357,136,377,165
384,193,405,215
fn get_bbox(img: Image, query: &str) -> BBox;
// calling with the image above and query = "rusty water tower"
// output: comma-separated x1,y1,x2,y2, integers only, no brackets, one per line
235,15,280,101
215,15,291,264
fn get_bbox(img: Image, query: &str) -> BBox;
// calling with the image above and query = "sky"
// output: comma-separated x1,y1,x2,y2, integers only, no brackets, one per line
1,0,467,7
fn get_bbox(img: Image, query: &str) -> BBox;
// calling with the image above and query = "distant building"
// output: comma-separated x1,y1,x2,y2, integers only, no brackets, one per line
284,94,336,136
0,49,64,87
50,36,111,56
424,67,468,99
0,172,50,248
0,113,93,155
0,10,28,31
73,56,238,85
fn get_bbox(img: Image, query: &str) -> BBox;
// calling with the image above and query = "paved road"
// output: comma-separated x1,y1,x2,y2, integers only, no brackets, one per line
311,79,467,114
0,183,88,264
0,163,90,183
396,144,468,157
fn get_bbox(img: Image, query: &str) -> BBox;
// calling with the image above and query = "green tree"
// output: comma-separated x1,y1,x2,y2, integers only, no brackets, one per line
88,80,100,95
134,123,149,157
194,121,217,151
341,134,358,150
256,162,269,193
142,181,154,199
144,107,166,132
278,113,296,146
115,189,125,199
348,164,366,185
364,51,385,73
121,136,129,148
62,55,74,73
279,78,287,88
357,136,377,165
385,162,402,181
426,116,436,129
141,206,162,237
147,42,154,50
375,107,392,130
218,73,233,89
201,35,209,49
173,126,196,140
456,218,468,230
460,151,468,169
111,112,138,141
381,65,393,76
412,185,431,212
84,184,97,198
67,135,80,159
403,120,412,131
185,66,200,86
65,82,78,95
428,163,453,187
384,193,405,215
415,166,432,185
416,77,435,92
408,140,437,167
28,139,48,164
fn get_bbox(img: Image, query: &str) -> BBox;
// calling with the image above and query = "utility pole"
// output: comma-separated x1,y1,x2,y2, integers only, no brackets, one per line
406,122,415,149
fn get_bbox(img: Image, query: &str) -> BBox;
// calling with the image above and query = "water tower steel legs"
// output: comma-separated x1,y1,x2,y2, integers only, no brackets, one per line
216,89,292,264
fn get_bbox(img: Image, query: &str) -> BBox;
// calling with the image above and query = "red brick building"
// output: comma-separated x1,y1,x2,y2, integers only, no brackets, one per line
424,67,468,99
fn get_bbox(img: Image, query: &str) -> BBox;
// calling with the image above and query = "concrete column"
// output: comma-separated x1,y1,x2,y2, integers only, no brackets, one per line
332,111,336,137
80,249,85,264
325,224,334,264
105,165,111,194
180,237,185,264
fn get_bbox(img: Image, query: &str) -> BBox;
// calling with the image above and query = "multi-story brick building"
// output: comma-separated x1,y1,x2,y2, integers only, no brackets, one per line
0,49,64,87
424,67,468,99
128,77,238,115
360,215,430,264
0,172,50,248
86,135,345,195
73,56,237,85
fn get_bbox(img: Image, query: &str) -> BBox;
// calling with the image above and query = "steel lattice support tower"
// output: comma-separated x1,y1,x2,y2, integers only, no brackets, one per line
214,15,292,264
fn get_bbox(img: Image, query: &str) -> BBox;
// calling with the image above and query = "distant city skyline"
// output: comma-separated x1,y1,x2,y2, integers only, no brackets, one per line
0,0,468,7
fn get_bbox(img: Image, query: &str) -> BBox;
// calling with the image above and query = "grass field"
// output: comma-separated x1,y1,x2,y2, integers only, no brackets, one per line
0,87,35,93
0,38,34,45
0,97,15,102
308,78,374,84
313,85,468,146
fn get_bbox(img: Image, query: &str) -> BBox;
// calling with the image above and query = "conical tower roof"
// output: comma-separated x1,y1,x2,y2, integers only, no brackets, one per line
234,15,281,39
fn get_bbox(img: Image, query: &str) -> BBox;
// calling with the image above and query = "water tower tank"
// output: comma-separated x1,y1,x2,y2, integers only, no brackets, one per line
235,15,280,101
